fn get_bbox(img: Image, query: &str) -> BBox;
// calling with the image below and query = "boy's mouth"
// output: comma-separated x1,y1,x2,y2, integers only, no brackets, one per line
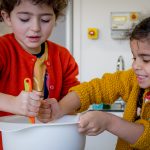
27,36,41,42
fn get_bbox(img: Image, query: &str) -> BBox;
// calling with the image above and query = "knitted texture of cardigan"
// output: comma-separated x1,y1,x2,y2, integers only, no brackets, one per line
69,69,150,150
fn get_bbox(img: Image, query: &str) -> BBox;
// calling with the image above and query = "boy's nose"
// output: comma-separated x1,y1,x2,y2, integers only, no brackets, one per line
31,19,41,32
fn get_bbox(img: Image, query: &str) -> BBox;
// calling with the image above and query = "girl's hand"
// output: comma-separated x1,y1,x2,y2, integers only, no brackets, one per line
37,98,64,123
14,90,42,117
78,111,111,136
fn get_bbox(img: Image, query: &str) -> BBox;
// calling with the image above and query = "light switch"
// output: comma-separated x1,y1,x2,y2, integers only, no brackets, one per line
130,12,139,21
88,28,99,39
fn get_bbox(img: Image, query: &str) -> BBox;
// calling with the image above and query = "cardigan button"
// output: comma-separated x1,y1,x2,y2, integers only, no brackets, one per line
32,58,35,62
49,85,54,90
47,62,50,66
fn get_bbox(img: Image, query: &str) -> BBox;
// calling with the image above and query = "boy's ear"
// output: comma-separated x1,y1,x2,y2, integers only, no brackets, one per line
1,11,12,27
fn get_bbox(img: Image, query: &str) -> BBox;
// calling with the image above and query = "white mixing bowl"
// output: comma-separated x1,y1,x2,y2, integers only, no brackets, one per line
0,115,86,150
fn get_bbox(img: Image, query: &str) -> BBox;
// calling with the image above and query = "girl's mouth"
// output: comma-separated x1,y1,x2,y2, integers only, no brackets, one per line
137,75,147,83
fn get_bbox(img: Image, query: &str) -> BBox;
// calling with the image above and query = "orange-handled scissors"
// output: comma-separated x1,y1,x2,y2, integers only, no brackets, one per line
24,78,35,124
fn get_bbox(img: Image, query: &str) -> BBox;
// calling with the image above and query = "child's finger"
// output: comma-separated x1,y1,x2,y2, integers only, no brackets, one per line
27,104,40,113
40,100,51,109
79,115,89,128
38,107,51,114
29,99,41,107
29,91,43,101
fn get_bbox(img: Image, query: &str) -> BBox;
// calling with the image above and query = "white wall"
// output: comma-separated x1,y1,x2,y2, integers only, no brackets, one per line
73,0,150,82
49,0,73,53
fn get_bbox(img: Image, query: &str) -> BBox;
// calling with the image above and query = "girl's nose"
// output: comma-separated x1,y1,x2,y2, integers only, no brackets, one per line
132,59,142,70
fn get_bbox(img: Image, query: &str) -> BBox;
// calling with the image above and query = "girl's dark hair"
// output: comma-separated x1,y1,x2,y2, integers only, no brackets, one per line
0,0,68,21
130,17,150,41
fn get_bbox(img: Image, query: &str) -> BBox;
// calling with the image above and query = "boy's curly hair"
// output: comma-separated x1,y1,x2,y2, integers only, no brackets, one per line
130,17,150,41
0,0,68,21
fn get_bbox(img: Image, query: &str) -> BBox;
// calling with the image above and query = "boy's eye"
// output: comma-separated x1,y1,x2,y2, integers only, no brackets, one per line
41,19,50,23
41,16,52,23
19,18,29,22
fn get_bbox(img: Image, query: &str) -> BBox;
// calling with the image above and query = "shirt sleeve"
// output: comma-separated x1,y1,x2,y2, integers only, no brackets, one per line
60,49,80,98
69,69,137,112
0,40,7,74
130,119,150,149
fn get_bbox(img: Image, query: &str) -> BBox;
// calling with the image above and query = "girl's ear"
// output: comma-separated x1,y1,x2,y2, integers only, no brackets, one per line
1,10,12,27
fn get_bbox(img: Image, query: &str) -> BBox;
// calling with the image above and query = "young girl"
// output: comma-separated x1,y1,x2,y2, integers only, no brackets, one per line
0,0,79,149
49,17,150,150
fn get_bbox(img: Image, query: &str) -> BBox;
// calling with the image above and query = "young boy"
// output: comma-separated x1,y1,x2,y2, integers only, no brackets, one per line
0,0,79,149
47,17,150,150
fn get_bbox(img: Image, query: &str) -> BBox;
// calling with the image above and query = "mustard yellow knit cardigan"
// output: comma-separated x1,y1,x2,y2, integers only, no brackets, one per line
70,69,150,150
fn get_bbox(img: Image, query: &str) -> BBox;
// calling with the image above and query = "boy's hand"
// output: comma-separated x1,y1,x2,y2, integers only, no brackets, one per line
14,90,42,117
37,98,64,123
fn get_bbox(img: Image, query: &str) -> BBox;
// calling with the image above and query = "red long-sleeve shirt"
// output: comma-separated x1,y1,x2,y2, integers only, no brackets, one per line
0,33,79,149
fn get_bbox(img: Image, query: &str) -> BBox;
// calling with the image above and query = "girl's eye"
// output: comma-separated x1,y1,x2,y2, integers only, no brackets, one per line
132,57,136,61
143,59,150,63
142,57,150,63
